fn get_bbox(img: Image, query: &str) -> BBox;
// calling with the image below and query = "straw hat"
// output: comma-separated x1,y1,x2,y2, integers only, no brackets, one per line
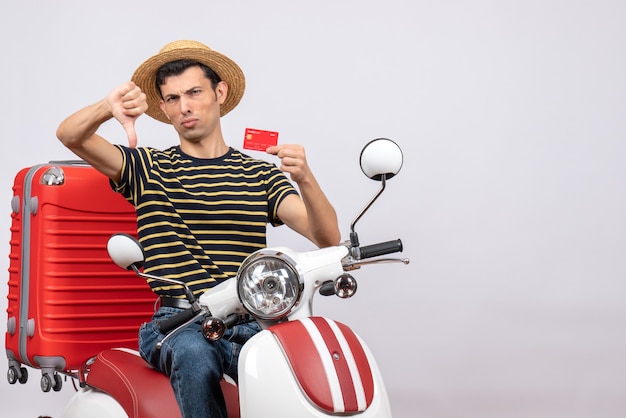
131,40,245,123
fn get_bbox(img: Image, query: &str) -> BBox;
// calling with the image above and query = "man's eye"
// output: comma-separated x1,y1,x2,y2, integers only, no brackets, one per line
165,96,178,103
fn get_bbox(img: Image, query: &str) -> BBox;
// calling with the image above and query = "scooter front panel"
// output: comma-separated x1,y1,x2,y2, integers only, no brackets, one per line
269,317,375,414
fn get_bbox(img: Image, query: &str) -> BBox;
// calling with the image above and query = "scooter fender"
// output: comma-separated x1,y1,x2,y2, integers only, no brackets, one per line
238,317,392,417
62,387,128,418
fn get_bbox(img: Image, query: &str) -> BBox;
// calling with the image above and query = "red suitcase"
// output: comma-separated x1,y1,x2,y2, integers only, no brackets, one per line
5,161,156,392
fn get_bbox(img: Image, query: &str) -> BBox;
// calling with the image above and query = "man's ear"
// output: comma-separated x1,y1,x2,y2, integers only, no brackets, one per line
159,100,170,120
216,81,228,105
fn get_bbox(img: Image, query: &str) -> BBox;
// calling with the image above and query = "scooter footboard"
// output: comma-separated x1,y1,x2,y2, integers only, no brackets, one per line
239,317,392,417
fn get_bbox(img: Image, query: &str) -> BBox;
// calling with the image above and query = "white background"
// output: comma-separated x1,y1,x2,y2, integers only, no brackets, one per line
2,1,626,417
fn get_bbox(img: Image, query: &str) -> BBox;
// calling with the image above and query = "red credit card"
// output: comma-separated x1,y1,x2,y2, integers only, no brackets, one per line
243,128,279,151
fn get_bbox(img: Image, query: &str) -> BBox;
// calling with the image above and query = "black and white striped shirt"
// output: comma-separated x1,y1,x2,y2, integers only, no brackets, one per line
112,145,298,297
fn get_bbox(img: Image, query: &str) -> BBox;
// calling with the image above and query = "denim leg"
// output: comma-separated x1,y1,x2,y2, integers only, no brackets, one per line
222,321,262,383
138,308,260,418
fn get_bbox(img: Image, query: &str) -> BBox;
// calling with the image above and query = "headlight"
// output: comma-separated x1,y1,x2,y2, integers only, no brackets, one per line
237,249,303,320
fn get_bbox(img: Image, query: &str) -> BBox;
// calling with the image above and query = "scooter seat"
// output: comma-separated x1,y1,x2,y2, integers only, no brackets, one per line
86,348,240,418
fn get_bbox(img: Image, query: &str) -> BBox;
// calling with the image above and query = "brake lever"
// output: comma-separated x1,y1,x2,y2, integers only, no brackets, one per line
156,307,209,350
343,257,410,271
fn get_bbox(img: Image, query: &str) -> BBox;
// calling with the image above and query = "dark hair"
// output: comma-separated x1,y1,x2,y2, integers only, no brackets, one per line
155,59,222,97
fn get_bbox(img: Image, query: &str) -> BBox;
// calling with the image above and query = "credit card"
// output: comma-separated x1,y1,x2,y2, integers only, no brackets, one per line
243,128,279,151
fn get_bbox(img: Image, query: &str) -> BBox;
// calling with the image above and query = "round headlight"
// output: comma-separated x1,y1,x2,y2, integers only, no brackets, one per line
237,250,302,320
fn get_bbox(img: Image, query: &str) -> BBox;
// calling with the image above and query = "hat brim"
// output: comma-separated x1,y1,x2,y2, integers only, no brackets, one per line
131,44,245,124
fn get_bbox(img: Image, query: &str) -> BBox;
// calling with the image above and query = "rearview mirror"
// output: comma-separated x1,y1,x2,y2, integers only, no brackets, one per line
107,233,145,270
359,138,403,181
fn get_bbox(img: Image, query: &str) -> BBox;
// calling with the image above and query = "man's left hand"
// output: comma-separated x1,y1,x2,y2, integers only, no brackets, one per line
266,144,311,184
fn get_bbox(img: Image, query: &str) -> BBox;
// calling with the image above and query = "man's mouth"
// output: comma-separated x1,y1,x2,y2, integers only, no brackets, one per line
181,118,198,129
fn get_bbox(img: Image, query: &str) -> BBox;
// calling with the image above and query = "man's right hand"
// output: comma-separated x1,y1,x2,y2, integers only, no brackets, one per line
105,81,148,148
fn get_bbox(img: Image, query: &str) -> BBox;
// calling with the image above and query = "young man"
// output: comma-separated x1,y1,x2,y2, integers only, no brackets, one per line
57,40,340,418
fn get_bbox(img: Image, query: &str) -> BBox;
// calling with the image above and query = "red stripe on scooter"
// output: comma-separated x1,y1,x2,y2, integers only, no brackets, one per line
270,320,334,411
335,321,375,406
309,317,359,412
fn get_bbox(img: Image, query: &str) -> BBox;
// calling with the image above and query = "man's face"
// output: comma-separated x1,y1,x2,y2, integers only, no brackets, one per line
158,65,228,142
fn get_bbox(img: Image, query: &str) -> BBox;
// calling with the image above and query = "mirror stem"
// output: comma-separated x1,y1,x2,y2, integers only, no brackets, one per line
350,174,387,243
131,265,197,304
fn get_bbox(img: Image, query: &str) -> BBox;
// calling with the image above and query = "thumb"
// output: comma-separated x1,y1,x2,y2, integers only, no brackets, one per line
265,145,280,155
121,120,138,148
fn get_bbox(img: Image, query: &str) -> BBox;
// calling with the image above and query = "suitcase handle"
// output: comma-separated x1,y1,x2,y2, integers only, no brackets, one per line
47,160,89,166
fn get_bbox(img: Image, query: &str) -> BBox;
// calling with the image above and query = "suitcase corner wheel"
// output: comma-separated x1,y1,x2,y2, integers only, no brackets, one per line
39,369,63,393
7,359,63,392
7,362,28,385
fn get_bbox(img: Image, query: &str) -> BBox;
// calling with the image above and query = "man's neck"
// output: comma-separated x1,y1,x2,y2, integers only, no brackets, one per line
179,139,230,159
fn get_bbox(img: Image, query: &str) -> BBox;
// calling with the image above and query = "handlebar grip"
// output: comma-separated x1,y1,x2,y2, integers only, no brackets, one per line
359,239,403,259
157,308,197,334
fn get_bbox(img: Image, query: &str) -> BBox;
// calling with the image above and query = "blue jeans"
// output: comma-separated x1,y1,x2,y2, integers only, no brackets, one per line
138,307,260,418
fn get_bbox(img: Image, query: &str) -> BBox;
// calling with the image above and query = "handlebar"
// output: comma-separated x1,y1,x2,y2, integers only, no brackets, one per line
359,239,403,259
157,308,198,334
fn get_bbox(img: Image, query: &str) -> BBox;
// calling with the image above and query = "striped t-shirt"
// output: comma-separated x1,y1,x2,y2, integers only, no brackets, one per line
112,145,298,298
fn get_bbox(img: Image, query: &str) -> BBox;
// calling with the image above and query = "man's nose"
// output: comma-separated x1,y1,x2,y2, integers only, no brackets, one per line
180,96,192,114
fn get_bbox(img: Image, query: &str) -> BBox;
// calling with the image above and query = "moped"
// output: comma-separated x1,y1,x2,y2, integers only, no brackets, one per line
61,138,409,418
